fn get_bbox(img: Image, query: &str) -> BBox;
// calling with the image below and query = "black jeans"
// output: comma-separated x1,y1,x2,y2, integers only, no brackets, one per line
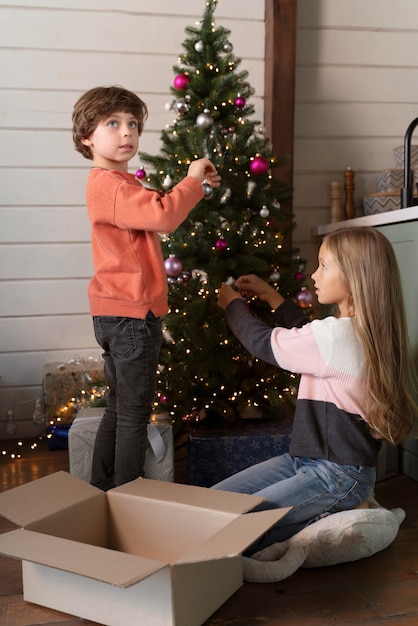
91,313,162,490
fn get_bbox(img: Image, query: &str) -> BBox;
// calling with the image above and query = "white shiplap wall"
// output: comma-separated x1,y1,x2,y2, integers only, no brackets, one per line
293,0,418,274
4,0,418,437
0,0,265,436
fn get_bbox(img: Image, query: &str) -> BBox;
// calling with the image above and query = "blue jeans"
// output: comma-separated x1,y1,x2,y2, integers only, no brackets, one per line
212,453,376,554
91,313,162,490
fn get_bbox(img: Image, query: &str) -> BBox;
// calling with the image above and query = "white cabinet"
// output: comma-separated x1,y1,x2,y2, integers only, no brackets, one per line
377,220,418,480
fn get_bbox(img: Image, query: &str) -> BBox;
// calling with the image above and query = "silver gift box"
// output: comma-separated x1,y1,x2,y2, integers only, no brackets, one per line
393,145,418,169
377,168,418,192
69,413,174,483
363,192,401,215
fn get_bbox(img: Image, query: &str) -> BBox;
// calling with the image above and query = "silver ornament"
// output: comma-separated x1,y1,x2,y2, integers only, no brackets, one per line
260,206,269,218
247,181,256,197
202,183,214,199
220,188,231,204
176,98,190,114
194,40,204,53
223,41,233,53
196,109,213,129
163,174,173,189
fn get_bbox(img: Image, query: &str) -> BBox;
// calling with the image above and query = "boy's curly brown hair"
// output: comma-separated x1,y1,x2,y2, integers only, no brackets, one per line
72,85,148,160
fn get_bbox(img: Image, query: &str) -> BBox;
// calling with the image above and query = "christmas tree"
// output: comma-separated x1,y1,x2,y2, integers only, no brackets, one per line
139,0,311,430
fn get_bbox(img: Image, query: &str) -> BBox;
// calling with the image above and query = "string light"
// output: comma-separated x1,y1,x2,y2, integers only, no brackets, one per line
1,436,44,461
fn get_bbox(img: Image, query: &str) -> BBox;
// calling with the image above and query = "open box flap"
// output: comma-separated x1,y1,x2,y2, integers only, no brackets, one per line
0,471,102,528
178,507,292,563
110,477,265,514
0,529,166,587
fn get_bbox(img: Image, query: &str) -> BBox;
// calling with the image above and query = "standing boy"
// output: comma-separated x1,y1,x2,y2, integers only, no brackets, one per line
72,85,220,490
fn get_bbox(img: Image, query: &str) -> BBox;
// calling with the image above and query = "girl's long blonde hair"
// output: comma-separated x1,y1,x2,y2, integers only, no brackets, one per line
324,226,417,444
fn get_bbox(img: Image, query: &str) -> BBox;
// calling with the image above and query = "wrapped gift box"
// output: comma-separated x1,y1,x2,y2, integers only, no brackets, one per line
46,424,72,450
363,192,401,215
42,359,105,422
376,168,418,192
69,415,174,482
393,145,418,169
188,418,293,487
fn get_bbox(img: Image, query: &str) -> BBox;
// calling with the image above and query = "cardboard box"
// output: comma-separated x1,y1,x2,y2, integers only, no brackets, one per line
0,471,290,626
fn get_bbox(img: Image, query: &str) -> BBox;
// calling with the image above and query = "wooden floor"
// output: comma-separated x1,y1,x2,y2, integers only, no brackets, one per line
1,436,418,626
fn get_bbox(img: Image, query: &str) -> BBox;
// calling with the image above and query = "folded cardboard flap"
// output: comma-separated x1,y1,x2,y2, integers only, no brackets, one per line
111,474,266,514
0,470,100,528
0,528,165,587
179,508,292,564
0,471,108,548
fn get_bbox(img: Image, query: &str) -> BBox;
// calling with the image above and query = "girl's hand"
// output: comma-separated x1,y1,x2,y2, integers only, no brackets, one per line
235,274,273,299
235,274,284,309
217,283,243,310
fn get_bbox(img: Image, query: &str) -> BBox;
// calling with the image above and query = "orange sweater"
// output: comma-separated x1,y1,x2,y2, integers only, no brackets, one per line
86,168,204,318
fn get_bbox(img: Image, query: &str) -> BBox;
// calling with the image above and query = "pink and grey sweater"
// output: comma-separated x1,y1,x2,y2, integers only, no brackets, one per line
225,298,381,467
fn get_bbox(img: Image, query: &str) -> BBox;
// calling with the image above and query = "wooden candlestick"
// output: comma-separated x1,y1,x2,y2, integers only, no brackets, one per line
330,181,343,222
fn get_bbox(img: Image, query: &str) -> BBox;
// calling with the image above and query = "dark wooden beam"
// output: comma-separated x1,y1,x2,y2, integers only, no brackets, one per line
264,0,297,203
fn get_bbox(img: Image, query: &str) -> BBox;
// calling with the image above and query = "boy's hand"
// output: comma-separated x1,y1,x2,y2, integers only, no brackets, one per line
217,283,243,310
187,158,221,187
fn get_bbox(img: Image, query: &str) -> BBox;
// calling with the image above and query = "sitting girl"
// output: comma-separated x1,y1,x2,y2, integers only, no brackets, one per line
215,227,417,554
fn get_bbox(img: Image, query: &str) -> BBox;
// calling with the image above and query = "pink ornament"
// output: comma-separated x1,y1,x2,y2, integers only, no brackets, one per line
250,156,269,176
235,96,246,108
160,394,168,404
135,167,146,180
164,255,183,277
173,74,190,91
296,289,314,308
215,238,228,251
180,270,191,283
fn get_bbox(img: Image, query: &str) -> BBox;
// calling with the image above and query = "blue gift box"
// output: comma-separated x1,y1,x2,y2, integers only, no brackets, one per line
47,424,71,450
188,418,293,487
